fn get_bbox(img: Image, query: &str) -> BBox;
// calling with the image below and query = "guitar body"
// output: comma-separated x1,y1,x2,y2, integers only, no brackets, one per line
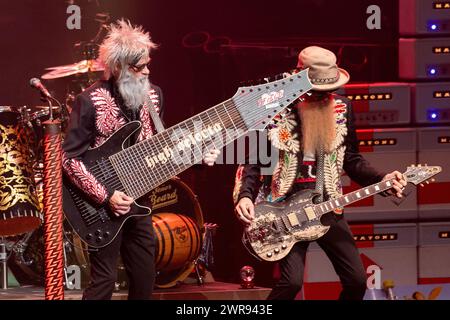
63,121,152,248
244,164,442,262
244,189,330,262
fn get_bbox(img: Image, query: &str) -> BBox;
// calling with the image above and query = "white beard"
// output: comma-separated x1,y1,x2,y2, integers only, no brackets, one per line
117,69,150,110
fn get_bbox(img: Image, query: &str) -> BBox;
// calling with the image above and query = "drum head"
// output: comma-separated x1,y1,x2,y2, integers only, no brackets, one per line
149,178,204,288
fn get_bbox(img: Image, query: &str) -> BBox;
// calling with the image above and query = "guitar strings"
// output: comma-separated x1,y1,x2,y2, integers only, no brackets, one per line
92,80,307,197
72,72,309,200
87,71,307,174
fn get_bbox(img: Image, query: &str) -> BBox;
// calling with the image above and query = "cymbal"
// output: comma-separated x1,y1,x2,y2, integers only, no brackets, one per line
42,59,105,79
34,106,60,109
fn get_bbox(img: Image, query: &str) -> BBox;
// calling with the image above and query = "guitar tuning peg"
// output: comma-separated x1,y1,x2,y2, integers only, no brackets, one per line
418,164,422,167
431,178,436,182
426,181,430,184
411,164,416,167
424,163,428,167
420,183,425,187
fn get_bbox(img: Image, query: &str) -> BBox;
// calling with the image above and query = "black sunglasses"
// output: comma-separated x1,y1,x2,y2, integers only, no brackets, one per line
129,61,151,72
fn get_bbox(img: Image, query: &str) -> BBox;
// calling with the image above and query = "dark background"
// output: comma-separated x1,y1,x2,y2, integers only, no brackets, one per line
0,0,399,286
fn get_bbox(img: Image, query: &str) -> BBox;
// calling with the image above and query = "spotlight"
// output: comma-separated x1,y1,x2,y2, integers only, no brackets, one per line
430,24,438,31
429,68,437,75
428,110,440,121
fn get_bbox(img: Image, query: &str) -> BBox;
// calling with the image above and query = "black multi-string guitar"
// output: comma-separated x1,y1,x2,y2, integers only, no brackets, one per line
62,69,313,248
243,165,442,261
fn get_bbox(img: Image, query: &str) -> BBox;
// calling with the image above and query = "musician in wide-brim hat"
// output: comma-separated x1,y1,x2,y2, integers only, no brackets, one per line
233,46,406,300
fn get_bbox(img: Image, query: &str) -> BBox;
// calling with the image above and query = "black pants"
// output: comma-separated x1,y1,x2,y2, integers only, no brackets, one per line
267,214,367,300
82,215,156,300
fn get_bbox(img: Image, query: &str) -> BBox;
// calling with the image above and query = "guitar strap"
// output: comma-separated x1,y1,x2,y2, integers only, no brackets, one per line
145,95,165,133
315,147,325,203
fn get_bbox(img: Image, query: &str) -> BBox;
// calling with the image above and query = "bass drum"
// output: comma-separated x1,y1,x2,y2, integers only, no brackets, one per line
146,177,204,288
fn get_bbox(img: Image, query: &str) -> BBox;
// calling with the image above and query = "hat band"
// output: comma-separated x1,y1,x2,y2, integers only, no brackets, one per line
310,72,340,85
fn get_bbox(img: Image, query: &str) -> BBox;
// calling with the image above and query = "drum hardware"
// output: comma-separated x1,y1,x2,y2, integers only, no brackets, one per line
194,223,218,286
12,232,34,266
40,13,109,112
41,11,109,82
62,239,73,289
1,237,8,289
0,236,22,289
193,260,204,286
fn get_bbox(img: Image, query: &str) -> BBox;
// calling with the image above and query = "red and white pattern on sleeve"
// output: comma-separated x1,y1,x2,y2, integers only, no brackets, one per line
137,88,161,142
62,152,109,204
90,88,127,147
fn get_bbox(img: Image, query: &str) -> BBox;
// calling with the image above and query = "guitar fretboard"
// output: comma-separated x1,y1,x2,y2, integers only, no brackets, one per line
313,179,396,215
109,100,247,199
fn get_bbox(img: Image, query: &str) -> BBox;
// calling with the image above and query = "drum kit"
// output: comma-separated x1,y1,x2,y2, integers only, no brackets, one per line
0,50,106,289
1,42,209,290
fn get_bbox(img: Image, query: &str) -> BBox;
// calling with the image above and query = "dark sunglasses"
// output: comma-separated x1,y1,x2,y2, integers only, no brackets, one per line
129,61,151,72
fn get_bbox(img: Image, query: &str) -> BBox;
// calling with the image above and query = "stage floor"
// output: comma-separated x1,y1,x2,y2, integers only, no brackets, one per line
0,282,271,300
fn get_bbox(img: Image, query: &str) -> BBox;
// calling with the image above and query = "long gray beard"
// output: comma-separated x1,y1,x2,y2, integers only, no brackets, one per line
117,70,150,110
298,98,336,156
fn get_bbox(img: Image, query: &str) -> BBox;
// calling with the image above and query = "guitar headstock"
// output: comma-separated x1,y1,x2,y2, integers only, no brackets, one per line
404,164,442,186
233,69,313,131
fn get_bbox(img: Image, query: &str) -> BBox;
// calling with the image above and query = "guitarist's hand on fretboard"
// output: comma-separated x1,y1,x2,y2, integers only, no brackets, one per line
109,191,134,217
381,170,408,198
235,197,255,225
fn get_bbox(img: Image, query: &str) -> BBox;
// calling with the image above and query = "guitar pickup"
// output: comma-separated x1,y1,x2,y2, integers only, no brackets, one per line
304,206,316,221
287,213,300,227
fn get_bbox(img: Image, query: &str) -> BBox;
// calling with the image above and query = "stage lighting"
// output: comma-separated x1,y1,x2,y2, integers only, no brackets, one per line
240,266,255,289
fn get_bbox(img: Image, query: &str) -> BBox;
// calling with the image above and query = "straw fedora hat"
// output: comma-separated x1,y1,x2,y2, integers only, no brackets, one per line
297,46,350,91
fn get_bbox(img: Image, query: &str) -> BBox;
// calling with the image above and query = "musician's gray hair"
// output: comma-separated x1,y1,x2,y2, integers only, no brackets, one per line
99,19,158,79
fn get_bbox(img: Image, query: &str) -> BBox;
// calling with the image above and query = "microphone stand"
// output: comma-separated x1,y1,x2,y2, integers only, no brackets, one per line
41,94,65,300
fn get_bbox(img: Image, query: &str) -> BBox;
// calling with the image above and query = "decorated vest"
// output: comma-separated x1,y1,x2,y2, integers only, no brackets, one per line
90,87,161,148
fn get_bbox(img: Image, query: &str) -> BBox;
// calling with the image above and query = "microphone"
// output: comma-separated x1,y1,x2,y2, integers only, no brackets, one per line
30,78,52,98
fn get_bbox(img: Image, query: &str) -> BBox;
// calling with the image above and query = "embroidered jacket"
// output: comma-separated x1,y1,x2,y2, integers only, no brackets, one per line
62,78,164,205
233,95,385,214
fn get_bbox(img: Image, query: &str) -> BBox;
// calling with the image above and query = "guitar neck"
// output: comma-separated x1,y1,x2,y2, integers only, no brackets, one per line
109,99,248,199
313,179,397,216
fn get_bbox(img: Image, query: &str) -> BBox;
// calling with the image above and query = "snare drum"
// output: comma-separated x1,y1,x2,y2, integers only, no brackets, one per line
0,106,42,236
